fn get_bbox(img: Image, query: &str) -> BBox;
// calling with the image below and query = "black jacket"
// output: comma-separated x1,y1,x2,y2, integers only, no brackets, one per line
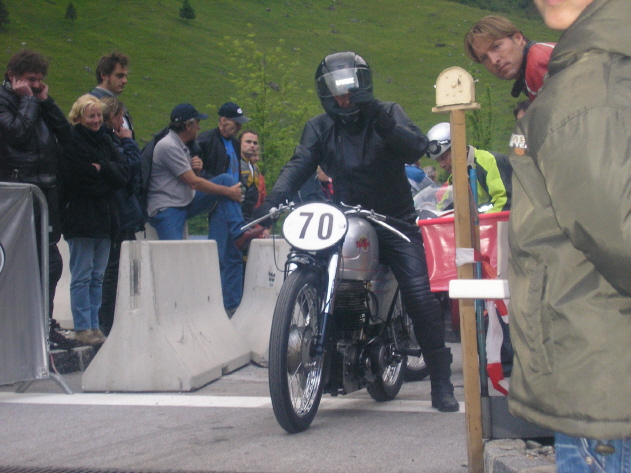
0,80,72,188
197,127,243,182
267,103,428,220
106,129,145,233
60,124,129,240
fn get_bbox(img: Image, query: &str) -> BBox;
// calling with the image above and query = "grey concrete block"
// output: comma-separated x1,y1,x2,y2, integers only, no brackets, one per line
485,439,555,473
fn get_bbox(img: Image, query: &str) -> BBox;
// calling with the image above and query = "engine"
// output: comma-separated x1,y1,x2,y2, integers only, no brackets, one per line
333,280,369,333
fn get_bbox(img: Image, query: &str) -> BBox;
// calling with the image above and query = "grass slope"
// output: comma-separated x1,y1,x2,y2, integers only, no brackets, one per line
1,0,559,156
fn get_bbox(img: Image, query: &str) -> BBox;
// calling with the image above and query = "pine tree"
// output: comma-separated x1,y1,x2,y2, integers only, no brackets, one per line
65,2,77,23
179,0,196,22
0,0,10,32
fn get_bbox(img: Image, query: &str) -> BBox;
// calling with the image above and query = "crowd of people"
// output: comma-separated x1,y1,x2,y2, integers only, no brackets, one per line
1,0,629,468
0,50,267,349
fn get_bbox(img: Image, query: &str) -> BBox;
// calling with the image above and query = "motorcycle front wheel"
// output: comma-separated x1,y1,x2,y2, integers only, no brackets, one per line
268,268,325,433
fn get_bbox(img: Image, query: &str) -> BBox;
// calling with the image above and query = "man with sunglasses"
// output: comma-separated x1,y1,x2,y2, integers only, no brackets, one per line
426,122,512,213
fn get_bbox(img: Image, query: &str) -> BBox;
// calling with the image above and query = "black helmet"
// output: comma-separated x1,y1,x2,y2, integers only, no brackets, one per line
315,51,373,122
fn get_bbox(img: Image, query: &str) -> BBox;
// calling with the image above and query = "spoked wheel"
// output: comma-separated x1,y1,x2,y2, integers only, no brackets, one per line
268,268,325,433
366,292,406,402
366,341,405,401
404,329,428,382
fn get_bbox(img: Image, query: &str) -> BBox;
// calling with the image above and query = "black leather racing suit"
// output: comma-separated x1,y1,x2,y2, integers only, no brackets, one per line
263,104,445,352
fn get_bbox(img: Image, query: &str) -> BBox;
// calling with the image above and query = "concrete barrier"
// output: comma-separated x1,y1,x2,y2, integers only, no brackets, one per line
231,238,290,367
54,223,177,331
82,240,250,392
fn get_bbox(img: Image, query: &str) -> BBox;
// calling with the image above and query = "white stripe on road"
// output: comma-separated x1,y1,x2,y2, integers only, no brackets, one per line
0,392,464,413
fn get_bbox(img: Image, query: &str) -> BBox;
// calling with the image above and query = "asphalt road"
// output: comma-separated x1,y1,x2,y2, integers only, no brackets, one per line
0,342,469,473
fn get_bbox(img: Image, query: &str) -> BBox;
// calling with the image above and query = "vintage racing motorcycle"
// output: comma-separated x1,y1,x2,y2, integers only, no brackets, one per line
245,201,427,433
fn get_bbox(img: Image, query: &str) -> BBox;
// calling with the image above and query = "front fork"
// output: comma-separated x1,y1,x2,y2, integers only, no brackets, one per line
314,251,341,355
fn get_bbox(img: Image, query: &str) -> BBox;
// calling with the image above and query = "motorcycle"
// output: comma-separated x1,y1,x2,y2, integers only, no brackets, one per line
245,201,426,433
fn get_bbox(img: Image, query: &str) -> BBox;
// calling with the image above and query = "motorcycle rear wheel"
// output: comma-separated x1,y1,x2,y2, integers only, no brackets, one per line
366,292,406,402
403,324,428,382
268,268,325,433
366,346,405,401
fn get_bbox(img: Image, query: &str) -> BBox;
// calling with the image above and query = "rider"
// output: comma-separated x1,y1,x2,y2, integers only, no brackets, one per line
255,51,459,412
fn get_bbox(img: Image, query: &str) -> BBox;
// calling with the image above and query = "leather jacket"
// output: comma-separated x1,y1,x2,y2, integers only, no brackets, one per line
0,80,72,188
266,103,428,220
197,127,243,182
60,124,130,240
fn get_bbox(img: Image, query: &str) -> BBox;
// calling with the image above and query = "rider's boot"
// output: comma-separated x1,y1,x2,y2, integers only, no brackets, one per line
424,347,460,412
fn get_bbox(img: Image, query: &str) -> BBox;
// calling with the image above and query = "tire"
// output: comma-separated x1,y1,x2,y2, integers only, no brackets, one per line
366,344,405,401
402,305,429,381
366,292,406,402
404,334,429,382
268,268,325,433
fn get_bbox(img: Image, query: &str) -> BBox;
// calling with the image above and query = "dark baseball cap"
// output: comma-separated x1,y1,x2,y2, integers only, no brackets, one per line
170,103,209,123
218,102,250,124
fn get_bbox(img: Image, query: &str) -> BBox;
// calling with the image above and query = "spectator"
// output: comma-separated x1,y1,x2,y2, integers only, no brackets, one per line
423,165,437,182
239,129,261,223
90,52,133,135
316,166,334,201
255,51,458,412
405,159,433,196
464,15,555,101
146,103,262,254
98,97,144,335
513,100,530,120
426,122,512,213
508,0,631,470
61,95,129,346
0,50,77,350
197,102,253,316
90,52,138,335
253,153,267,208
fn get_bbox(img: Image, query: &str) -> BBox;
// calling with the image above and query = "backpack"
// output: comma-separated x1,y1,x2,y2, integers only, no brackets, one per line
138,126,170,220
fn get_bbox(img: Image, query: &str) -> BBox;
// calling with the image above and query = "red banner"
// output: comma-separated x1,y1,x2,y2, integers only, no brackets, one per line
417,211,510,292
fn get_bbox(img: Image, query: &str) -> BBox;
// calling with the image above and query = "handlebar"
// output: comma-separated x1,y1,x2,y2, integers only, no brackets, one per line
340,203,411,243
240,203,292,232
241,201,411,243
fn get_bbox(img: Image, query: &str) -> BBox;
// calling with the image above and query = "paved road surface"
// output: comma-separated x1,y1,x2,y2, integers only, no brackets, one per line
0,342,470,473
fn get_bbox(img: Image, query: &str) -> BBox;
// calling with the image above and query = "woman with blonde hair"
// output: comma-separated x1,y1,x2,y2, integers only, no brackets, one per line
60,94,129,346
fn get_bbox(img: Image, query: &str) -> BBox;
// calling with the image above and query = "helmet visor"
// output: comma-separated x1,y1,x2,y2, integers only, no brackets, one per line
317,67,371,97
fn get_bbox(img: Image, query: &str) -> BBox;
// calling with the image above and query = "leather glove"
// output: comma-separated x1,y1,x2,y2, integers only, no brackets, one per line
348,87,379,119
348,87,395,133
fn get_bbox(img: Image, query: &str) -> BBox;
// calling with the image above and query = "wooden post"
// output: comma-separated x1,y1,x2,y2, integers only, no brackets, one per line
432,67,483,473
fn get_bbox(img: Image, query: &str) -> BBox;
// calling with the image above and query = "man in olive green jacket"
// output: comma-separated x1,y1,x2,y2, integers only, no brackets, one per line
508,0,630,469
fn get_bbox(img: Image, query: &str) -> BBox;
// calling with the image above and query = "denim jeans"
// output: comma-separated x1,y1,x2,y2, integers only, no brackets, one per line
68,237,111,332
555,433,631,473
149,174,247,311
149,174,245,241
208,197,245,312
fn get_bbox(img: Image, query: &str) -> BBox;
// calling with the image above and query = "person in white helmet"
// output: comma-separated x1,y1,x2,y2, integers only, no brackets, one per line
426,122,512,213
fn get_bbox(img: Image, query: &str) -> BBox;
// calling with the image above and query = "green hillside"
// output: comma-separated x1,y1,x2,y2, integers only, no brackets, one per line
1,0,559,166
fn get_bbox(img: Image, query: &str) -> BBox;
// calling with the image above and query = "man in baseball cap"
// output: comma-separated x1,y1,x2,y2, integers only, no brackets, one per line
146,103,262,252
196,102,258,316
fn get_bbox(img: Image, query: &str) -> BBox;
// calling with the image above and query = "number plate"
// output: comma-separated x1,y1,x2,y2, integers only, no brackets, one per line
282,202,348,251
